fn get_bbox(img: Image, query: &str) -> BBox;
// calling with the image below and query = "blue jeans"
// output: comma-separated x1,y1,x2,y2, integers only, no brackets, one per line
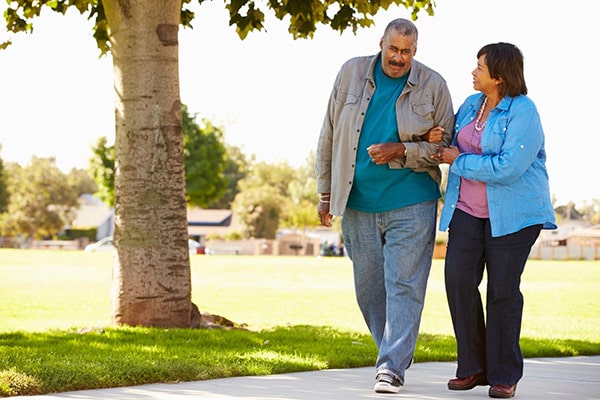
445,208,542,385
342,201,437,382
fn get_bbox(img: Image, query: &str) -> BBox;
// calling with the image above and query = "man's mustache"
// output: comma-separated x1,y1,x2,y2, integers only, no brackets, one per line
389,60,406,67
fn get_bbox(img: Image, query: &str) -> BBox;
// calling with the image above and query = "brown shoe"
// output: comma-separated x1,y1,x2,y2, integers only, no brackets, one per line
448,372,488,390
489,384,516,398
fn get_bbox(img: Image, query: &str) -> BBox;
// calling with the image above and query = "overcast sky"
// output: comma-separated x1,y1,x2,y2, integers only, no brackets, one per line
1,0,598,206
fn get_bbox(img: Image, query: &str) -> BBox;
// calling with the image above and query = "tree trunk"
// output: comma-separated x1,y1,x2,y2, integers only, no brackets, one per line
104,0,192,327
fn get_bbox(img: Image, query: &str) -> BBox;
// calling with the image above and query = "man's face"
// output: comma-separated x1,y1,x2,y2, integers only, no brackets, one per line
379,30,417,79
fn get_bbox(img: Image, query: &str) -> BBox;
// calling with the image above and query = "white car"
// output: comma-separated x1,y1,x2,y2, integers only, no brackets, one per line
84,236,114,252
85,237,205,255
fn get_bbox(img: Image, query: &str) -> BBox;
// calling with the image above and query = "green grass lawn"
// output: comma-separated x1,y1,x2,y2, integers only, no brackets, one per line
0,250,598,396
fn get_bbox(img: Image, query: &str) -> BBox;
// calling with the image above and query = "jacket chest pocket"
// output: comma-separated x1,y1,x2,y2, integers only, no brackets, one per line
339,90,360,106
486,117,508,152
404,100,435,134
411,101,435,119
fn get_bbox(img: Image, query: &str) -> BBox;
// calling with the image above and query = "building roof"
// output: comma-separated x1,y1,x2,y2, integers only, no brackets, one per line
71,198,240,238
187,209,232,226
186,209,240,237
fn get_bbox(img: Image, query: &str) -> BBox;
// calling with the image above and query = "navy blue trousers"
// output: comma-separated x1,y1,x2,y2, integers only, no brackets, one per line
445,208,541,386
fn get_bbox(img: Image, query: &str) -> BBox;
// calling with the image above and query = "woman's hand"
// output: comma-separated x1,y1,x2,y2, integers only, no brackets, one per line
431,145,460,164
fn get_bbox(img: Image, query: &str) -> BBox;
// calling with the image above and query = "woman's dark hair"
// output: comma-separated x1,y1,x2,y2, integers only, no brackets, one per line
478,42,527,97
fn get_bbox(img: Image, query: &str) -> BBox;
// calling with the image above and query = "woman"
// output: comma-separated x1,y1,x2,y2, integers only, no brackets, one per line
433,43,556,399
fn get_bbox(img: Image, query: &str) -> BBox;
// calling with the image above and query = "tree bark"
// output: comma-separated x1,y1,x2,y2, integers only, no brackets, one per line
104,0,192,327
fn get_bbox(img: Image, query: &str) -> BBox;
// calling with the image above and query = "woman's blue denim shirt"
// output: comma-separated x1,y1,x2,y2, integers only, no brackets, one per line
439,93,557,237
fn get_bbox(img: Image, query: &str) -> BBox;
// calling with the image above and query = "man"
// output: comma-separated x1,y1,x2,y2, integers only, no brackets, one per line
315,18,453,393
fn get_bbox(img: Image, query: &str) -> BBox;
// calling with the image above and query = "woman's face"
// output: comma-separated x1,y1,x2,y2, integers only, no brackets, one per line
472,54,499,95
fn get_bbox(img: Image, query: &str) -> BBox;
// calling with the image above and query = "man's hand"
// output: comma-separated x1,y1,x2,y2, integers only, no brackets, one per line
422,126,445,143
367,142,405,165
317,194,333,227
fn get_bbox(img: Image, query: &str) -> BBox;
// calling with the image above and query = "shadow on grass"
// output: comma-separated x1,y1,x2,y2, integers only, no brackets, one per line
1,325,599,396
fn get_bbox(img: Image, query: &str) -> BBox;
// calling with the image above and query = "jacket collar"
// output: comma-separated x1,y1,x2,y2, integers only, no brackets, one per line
473,93,515,112
365,53,420,87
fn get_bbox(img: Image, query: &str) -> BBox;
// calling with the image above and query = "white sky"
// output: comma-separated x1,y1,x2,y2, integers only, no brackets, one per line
1,0,598,206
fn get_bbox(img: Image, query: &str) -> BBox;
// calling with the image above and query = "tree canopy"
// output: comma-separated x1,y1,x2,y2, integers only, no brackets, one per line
2,0,436,52
0,157,79,239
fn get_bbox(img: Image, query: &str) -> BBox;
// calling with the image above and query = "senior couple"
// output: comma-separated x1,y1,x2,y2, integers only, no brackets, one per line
315,18,556,398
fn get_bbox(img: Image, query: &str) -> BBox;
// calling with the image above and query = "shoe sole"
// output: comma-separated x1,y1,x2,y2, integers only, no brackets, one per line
448,382,486,390
448,375,488,391
374,384,401,394
489,390,516,398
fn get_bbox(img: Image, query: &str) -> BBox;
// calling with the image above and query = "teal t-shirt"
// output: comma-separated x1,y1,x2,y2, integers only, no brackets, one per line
346,58,439,213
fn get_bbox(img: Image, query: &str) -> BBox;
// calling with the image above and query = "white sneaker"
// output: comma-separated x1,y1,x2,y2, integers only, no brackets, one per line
374,373,403,393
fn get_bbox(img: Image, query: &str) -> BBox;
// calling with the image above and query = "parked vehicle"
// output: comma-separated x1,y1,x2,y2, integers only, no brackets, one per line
188,239,205,255
85,237,205,255
84,236,114,252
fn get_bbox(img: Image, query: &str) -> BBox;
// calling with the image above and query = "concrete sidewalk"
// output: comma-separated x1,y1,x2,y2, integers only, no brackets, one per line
13,356,600,399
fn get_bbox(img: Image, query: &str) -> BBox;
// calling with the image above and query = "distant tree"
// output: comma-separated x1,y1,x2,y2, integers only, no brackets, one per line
89,136,115,207
233,161,295,238
576,199,600,225
245,161,297,195
555,202,584,222
280,152,319,230
208,144,252,209
1,157,79,239
233,184,284,239
0,150,8,213
182,105,227,208
66,167,98,197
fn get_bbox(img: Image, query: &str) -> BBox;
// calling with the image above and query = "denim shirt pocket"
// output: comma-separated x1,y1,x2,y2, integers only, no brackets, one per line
485,116,508,153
